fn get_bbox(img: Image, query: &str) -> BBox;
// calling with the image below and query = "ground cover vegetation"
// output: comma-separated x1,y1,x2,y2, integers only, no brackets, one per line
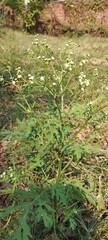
0,28,108,240
3,0,44,32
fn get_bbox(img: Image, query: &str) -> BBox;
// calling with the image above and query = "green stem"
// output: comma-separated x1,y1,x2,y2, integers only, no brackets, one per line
56,157,62,184
53,155,62,232
60,83,64,113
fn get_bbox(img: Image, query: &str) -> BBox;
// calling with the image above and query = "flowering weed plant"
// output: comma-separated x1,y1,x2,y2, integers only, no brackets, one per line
0,35,108,240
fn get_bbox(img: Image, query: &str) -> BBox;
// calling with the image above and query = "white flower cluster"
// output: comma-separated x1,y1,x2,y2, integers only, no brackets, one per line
87,101,93,106
65,41,77,48
64,59,75,71
93,68,98,77
40,76,45,81
16,67,22,79
28,74,34,84
0,75,4,83
79,59,88,67
32,35,44,45
37,55,55,62
65,41,77,53
12,67,22,85
32,36,51,50
78,72,90,91
27,48,34,56
0,171,6,178
65,43,69,47
0,167,13,179
70,51,73,55
8,166,14,178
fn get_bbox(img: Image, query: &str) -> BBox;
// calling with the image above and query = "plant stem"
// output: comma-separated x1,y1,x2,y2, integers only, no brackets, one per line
56,157,62,184
60,83,64,113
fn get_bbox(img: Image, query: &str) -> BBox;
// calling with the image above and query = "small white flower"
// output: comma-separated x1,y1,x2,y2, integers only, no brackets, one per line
52,82,56,86
79,80,83,85
70,60,74,65
30,80,34,84
13,177,17,181
81,87,84,91
17,74,22,79
40,76,45,81
2,172,6,177
93,68,98,76
79,59,88,66
70,51,73,55
10,173,13,178
85,79,90,86
0,76,3,81
35,41,39,45
28,74,34,81
34,38,38,41
12,80,16,85
30,76,34,80
64,63,69,69
27,49,34,55
44,58,51,62
15,67,21,71
51,56,55,60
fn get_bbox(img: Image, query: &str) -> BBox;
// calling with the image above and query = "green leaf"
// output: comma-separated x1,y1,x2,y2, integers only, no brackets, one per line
8,228,22,240
0,203,25,218
8,214,32,240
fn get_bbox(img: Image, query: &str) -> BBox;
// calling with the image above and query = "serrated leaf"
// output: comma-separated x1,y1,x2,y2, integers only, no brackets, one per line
21,216,32,240
69,218,77,230
8,228,22,240
8,215,32,240
0,203,25,218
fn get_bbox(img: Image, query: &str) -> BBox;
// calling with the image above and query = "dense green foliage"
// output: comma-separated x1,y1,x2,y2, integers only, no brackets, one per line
22,0,44,32
3,0,45,31
4,0,24,12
